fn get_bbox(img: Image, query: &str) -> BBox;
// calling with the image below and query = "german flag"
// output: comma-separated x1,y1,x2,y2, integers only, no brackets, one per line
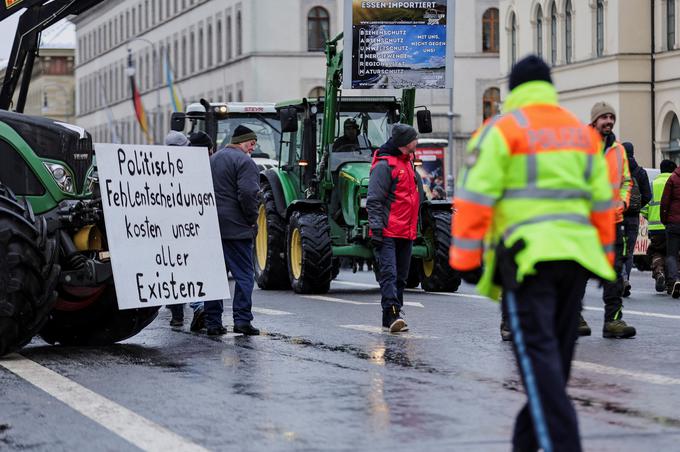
128,53,153,143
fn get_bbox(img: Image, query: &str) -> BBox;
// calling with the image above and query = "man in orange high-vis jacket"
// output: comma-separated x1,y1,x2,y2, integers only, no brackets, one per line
450,55,615,452
585,102,636,339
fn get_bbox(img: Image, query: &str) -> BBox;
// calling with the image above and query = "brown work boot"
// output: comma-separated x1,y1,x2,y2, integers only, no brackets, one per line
578,314,591,336
655,273,666,293
603,319,636,338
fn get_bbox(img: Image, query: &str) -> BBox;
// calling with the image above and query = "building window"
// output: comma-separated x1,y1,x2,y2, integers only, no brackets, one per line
216,20,223,63
668,0,676,50
307,6,330,51
535,5,543,57
198,28,204,70
482,8,499,53
181,35,187,76
226,14,233,59
236,10,243,55
550,1,557,65
671,113,680,152
483,88,500,121
596,0,604,56
207,24,213,67
565,0,573,63
190,31,195,73
510,12,517,66
308,86,325,98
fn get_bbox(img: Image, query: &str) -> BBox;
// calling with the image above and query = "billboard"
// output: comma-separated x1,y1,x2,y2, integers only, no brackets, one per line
343,0,453,89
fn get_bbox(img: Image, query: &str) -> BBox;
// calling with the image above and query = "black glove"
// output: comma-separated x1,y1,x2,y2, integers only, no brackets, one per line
371,229,384,249
460,267,483,285
493,239,526,291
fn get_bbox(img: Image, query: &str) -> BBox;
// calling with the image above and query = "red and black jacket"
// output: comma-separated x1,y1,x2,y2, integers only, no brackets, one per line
367,139,419,240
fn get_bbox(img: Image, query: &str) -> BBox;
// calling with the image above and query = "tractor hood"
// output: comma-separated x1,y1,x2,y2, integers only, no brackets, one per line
0,110,94,193
338,162,371,187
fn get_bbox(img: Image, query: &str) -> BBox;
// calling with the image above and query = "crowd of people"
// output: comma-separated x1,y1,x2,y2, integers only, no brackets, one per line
159,55,679,450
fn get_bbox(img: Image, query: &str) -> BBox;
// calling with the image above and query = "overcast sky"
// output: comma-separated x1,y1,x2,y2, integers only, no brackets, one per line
1,15,75,68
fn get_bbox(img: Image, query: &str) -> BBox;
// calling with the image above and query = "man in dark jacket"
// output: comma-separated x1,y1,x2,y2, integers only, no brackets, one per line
367,124,419,332
621,142,652,297
203,125,261,335
661,164,680,298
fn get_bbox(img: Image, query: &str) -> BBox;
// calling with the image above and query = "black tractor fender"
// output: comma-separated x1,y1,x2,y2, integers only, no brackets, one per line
420,199,452,218
260,169,287,218
285,199,326,220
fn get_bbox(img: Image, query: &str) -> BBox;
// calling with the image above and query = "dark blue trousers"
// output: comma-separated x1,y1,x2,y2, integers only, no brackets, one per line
376,237,413,311
502,261,587,452
204,238,255,329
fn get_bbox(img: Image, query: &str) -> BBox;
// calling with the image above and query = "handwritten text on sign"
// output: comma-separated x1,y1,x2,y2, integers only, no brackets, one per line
96,143,230,310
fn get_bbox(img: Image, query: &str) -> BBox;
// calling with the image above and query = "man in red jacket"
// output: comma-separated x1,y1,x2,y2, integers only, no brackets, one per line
367,124,420,332
660,165,680,297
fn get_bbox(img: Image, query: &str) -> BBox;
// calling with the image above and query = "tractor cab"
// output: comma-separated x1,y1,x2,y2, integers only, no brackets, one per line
171,101,281,171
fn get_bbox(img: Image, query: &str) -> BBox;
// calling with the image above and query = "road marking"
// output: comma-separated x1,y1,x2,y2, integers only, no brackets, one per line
340,324,437,339
333,280,378,288
252,307,292,316
583,306,680,320
406,289,489,300
573,360,680,385
303,295,373,305
303,295,423,308
0,354,208,452
334,280,487,300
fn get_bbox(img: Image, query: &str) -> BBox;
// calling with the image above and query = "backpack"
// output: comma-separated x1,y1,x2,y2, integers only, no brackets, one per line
627,168,642,214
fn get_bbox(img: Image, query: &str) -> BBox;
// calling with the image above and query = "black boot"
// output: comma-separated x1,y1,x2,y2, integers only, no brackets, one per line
383,306,406,333
233,323,260,336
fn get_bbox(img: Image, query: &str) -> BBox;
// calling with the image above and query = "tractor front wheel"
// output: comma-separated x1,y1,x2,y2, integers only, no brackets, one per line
420,209,461,292
286,211,333,294
255,181,290,289
0,186,59,356
39,285,159,346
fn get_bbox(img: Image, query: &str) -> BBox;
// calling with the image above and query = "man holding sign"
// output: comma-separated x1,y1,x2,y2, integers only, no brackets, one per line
203,126,261,336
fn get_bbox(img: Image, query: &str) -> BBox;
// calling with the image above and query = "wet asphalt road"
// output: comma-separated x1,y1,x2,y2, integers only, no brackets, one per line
2,269,680,451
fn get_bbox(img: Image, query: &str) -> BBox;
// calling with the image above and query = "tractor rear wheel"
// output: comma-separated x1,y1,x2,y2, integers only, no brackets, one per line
420,209,461,292
39,285,159,346
406,257,421,288
286,210,333,294
255,181,290,289
0,185,59,357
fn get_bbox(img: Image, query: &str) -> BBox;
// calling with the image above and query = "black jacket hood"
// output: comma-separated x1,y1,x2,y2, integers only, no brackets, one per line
376,138,403,157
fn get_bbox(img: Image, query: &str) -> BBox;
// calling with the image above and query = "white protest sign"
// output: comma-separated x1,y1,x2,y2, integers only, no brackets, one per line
95,143,230,310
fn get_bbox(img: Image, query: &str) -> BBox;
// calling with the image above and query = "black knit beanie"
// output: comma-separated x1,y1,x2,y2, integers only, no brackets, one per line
392,124,418,147
661,159,677,173
188,131,214,150
509,55,552,91
231,125,257,144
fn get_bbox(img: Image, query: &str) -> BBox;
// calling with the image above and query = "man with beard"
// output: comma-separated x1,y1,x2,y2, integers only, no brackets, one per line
584,102,636,338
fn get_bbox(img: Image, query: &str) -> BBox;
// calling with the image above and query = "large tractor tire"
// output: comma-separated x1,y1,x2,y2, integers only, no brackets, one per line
420,209,461,292
286,210,333,294
255,181,290,289
39,285,159,346
406,257,421,288
0,186,59,357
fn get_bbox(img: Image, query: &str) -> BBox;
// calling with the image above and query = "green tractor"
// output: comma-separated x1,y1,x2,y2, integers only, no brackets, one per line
254,34,460,294
0,0,158,356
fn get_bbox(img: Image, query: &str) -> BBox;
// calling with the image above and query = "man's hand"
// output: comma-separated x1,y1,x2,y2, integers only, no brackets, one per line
459,267,483,285
616,200,626,216
371,229,384,249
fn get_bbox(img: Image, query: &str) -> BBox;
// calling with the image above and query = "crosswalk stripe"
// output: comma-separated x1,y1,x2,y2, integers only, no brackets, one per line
573,360,680,385
583,306,680,320
0,354,208,452
339,324,437,339
302,295,424,308
334,280,487,300
252,307,292,316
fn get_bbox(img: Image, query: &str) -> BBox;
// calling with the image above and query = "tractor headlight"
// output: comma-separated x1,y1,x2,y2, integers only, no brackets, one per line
44,162,75,193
